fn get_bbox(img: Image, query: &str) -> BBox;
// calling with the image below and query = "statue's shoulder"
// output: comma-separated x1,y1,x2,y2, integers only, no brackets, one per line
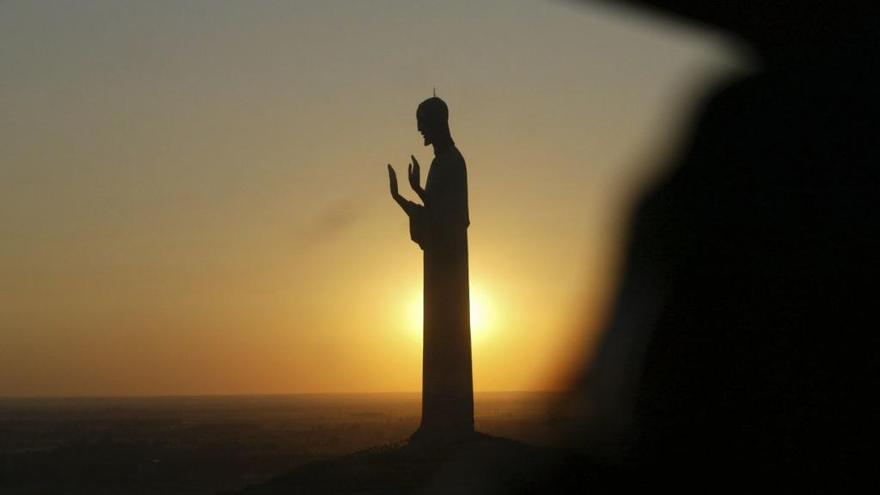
443,146,466,169
432,146,466,184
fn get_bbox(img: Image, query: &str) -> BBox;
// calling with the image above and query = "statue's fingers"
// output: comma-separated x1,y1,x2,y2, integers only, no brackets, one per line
411,155,419,167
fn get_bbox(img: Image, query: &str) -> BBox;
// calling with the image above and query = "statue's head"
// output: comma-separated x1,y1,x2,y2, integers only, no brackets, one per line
417,97,451,146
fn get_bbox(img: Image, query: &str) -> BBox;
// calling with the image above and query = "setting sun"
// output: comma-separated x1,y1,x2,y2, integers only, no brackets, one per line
404,282,496,343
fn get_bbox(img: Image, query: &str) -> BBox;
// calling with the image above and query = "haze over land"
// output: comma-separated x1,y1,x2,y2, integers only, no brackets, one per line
0,392,562,494
0,0,742,396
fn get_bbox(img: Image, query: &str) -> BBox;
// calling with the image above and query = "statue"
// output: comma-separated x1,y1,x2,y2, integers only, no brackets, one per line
387,96,474,442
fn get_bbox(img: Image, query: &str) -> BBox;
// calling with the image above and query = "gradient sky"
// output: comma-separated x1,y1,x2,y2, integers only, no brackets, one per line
0,0,743,396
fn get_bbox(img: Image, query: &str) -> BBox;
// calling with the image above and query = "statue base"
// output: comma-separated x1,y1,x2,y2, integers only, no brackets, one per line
408,425,479,450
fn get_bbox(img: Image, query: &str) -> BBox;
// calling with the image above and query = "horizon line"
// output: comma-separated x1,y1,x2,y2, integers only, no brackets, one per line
0,389,567,401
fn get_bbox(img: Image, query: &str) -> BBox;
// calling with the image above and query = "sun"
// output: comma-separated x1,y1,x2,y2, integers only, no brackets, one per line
469,287,494,340
403,284,495,343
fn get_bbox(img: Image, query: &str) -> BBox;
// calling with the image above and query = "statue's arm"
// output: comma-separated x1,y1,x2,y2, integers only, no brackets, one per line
408,155,428,203
389,163,426,248
389,164,423,216
398,197,422,218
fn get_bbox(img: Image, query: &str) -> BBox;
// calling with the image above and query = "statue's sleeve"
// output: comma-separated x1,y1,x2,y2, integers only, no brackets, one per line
408,204,426,249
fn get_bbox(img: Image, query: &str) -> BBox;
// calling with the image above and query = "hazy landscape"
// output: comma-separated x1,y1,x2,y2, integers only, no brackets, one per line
0,392,567,494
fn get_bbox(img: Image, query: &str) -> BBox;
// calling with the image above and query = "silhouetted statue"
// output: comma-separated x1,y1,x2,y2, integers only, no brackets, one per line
388,96,474,442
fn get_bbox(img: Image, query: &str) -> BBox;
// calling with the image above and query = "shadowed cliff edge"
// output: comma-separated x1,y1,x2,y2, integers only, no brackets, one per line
230,433,589,495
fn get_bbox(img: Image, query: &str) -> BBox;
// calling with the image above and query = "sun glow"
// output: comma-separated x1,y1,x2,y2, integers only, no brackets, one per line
403,284,496,343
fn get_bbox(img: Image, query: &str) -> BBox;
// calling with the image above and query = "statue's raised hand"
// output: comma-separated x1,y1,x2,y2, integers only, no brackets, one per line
388,164,400,200
388,163,421,217
408,155,427,201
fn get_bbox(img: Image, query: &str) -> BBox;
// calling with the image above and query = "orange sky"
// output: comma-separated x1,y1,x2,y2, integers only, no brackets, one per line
0,0,744,396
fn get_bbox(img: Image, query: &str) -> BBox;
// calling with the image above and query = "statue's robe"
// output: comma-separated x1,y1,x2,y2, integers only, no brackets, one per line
409,145,474,438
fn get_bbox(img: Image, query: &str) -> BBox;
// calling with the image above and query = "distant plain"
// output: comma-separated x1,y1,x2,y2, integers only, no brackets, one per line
0,392,566,494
